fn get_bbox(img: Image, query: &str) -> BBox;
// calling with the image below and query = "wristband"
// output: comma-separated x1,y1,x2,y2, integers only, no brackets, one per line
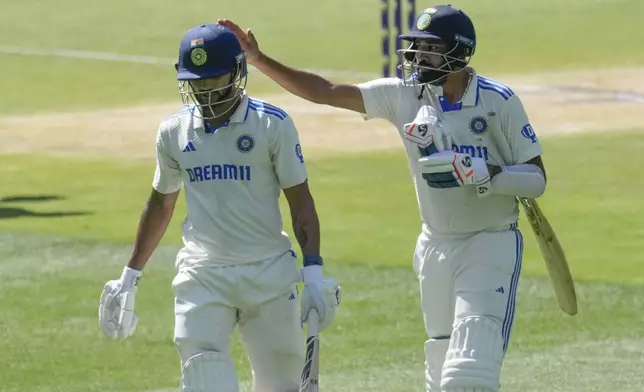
303,254,324,267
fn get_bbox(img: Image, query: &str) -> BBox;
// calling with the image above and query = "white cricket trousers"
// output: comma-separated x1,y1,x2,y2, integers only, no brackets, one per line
172,250,304,392
414,224,523,392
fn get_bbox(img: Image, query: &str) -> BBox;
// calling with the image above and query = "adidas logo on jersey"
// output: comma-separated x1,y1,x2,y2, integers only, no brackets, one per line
288,292,296,300
495,286,505,294
182,141,196,152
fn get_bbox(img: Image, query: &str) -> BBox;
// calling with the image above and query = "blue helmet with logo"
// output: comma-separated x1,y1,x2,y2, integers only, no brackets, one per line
398,5,476,86
176,24,248,119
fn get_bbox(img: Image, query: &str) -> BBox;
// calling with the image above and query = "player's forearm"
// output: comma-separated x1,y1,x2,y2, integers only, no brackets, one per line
127,192,176,270
489,163,546,198
254,53,333,105
291,199,321,257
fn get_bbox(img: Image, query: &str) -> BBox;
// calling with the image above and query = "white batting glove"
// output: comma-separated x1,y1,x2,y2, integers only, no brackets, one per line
419,151,492,197
98,266,141,340
402,104,453,155
301,265,341,332
318,278,341,331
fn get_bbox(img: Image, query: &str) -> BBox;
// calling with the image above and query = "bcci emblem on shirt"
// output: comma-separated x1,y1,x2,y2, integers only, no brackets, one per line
469,117,488,135
237,134,255,152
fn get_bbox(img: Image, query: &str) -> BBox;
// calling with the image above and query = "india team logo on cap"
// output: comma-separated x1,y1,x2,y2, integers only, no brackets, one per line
416,13,432,30
469,117,488,135
237,134,255,153
191,47,207,66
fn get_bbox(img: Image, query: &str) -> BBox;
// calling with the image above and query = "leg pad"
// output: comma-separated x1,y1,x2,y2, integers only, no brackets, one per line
181,351,238,392
441,317,503,392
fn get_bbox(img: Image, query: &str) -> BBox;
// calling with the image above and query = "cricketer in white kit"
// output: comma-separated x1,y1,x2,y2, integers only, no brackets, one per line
97,24,340,392
220,4,546,392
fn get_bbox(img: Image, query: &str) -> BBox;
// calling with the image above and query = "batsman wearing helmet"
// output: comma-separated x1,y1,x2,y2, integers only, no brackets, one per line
97,24,341,392
220,4,546,392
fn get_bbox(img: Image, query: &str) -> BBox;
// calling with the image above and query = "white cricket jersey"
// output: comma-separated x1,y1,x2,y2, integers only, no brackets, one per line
357,68,543,235
153,91,307,265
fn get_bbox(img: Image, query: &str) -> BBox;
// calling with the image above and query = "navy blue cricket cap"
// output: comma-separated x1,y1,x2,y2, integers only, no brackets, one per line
175,24,244,80
399,5,476,52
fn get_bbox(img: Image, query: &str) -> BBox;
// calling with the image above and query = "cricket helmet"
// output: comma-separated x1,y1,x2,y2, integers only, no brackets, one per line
175,24,248,119
397,5,476,86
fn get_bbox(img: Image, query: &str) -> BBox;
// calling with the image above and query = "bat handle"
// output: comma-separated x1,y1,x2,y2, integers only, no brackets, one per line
307,309,320,337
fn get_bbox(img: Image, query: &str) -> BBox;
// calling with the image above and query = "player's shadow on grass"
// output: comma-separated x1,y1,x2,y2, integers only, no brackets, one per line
0,195,65,203
0,194,93,219
0,208,91,219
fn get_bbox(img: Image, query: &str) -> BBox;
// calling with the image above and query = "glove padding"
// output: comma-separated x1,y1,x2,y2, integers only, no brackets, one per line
402,104,453,155
98,267,141,340
300,266,341,332
419,151,492,197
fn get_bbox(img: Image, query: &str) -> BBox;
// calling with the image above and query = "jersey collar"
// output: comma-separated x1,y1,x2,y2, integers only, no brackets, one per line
192,90,250,133
432,67,479,111
228,91,250,123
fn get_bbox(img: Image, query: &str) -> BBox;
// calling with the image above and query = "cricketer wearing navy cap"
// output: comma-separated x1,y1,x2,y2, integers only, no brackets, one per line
98,22,341,392
175,24,249,123
220,5,551,391
399,5,476,86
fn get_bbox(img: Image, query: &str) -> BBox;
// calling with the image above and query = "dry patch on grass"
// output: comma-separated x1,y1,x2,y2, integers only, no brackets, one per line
1,68,643,160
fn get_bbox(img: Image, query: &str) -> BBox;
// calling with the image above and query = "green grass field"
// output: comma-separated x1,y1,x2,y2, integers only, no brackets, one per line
2,0,644,391
2,133,644,391
2,133,644,283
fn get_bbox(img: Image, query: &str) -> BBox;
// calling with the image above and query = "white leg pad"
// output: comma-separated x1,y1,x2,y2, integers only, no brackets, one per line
441,317,503,392
425,338,450,392
181,351,239,392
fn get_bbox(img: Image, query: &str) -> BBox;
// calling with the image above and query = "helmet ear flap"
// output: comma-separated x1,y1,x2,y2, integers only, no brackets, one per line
403,42,417,62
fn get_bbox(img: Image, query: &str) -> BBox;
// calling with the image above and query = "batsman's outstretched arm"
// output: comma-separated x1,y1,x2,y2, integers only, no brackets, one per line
218,19,366,114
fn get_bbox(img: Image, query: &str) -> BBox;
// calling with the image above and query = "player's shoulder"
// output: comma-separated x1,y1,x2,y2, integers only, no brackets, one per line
246,96,291,123
158,106,194,137
476,75,518,103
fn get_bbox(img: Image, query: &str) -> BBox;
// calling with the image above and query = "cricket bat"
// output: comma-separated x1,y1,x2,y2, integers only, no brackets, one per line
300,310,320,392
519,197,578,315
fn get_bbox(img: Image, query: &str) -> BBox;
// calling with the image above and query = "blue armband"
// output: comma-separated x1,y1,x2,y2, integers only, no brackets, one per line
303,254,324,267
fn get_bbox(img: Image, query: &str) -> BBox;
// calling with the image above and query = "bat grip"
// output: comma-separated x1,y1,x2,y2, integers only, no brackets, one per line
307,309,320,337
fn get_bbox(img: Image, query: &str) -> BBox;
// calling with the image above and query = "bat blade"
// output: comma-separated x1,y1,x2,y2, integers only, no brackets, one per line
519,198,578,315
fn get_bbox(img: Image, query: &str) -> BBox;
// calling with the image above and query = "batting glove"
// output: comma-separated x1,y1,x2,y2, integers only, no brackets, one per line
98,266,141,340
301,265,341,332
419,151,492,197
